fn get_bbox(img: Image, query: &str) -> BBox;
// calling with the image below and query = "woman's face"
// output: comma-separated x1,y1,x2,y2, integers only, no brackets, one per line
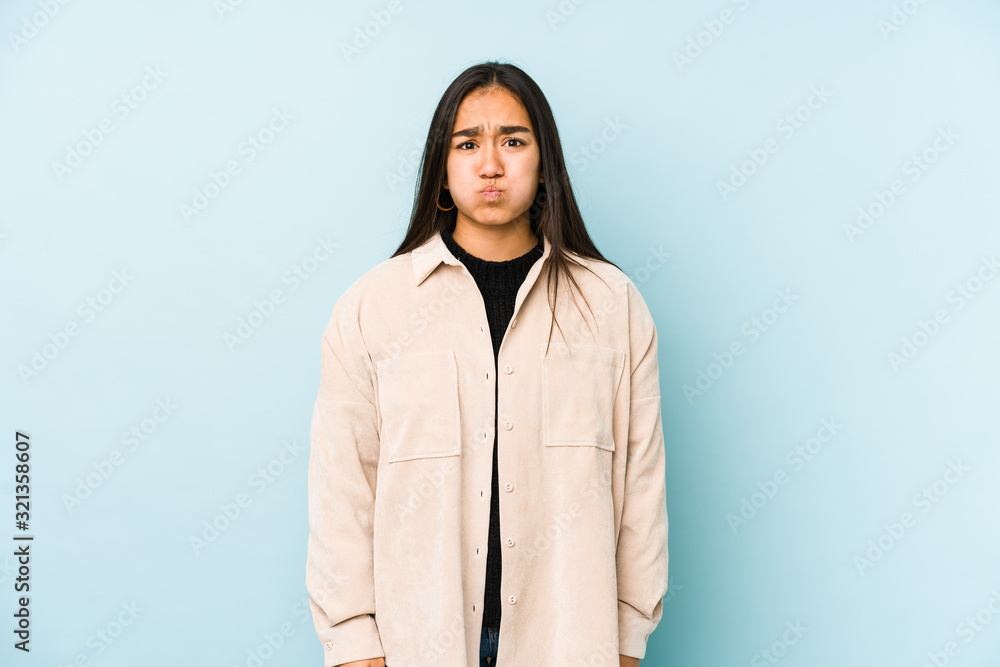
444,87,542,231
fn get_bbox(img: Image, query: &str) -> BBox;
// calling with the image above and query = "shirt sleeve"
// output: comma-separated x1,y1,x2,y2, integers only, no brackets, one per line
306,283,385,667
616,280,670,660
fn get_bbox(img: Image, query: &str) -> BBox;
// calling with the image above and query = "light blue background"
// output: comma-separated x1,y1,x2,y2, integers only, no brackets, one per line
2,0,999,665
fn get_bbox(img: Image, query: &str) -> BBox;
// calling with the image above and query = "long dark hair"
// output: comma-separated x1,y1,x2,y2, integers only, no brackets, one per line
391,60,622,349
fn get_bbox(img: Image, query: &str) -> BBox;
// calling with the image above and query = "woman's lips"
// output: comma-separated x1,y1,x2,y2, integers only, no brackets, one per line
480,188,502,201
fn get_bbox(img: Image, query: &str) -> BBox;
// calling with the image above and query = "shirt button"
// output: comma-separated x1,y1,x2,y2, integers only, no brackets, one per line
504,483,513,492
324,642,334,651
506,537,515,547
503,421,512,430
508,594,517,604
503,364,513,374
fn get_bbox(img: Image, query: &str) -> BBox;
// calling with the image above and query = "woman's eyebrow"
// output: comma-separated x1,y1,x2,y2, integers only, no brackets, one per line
451,125,532,139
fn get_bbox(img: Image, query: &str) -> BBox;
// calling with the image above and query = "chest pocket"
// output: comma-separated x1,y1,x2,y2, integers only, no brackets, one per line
376,350,462,463
541,343,625,450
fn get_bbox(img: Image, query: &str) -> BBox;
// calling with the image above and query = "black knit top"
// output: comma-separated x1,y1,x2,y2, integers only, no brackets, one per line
441,225,544,630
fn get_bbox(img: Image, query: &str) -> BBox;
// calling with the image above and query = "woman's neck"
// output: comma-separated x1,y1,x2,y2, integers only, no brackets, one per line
448,218,538,262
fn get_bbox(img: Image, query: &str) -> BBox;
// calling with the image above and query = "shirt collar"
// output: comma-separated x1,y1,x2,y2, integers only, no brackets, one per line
411,229,551,286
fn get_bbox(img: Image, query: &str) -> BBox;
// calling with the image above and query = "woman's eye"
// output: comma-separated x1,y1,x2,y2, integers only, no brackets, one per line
455,139,525,150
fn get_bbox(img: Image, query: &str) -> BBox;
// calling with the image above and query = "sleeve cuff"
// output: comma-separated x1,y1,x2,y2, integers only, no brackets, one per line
618,598,662,660
318,613,384,667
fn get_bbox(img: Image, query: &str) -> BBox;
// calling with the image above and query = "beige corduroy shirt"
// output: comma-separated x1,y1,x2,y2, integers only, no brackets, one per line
306,230,668,667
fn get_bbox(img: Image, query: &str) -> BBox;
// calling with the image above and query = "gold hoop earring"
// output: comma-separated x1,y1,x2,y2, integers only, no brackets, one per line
437,189,455,211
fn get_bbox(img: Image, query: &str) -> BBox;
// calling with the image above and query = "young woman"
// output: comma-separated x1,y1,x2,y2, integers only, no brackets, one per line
306,61,668,667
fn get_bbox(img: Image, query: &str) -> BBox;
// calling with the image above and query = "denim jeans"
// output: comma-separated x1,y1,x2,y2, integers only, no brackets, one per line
479,624,499,665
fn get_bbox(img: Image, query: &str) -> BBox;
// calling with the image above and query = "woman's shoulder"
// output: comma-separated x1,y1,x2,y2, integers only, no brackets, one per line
561,251,658,327
562,250,635,298
327,252,412,315
356,252,412,288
